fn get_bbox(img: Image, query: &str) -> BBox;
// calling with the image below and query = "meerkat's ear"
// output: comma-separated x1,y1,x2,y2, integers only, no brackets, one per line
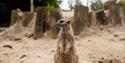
67,21,70,24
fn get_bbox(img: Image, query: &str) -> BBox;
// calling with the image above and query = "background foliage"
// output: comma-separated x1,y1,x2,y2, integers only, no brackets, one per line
118,0,125,6
91,0,103,11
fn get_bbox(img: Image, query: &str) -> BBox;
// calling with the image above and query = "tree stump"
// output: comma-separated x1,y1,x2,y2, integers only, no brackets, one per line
89,11,97,26
22,12,34,27
124,7,125,25
47,9,62,39
108,4,121,26
119,7,125,26
33,7,62,39
103,1,125,26
33,7,48,39
72,5,89,35
11,9,34,27
96,10,108,25
11,10,18,25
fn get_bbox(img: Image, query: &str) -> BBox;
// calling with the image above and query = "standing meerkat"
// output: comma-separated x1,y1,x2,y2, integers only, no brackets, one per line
54,19,79,63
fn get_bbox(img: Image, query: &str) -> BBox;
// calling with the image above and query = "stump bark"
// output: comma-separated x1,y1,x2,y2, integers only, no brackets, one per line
72,5,89,35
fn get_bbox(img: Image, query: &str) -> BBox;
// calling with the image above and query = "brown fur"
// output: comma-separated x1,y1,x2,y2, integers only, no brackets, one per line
54,19,78,63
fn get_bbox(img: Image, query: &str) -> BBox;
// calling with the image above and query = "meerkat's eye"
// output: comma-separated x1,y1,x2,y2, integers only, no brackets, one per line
67,21,70,24
59,20,64,23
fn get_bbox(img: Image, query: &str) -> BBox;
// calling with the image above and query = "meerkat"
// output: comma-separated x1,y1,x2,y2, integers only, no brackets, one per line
54,19,79,63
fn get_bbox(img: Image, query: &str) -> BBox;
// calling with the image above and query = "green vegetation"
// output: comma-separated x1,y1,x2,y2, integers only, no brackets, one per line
91,0,103,11
34,0,61,10
118,0,125,6
46,1,59,9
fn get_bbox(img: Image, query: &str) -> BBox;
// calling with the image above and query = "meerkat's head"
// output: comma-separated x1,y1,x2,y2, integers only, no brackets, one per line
56,19,71,31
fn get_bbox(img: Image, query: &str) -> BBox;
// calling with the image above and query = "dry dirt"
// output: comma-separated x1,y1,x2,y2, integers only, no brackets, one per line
0,11,125,63
0,26,125,63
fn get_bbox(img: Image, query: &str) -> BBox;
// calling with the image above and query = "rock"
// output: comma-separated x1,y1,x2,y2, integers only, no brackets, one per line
113,34,119,37
13,37,22,41
19,54,27,60
119,38,125,41
3,45,13,49
51,50,55,53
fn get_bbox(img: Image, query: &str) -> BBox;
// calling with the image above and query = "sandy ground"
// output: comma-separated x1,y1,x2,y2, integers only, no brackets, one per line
0,26,125,63
0,11,125,63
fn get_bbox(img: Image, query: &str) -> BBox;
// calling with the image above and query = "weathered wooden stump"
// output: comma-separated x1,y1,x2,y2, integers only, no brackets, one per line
89,11,97,26
72,5,89,35
123,7,125,19
22,12,34,27
119,7,125,26
33,7,62,39
11,10,18,25
11,9,33,27
96,10,108,25
108,4,121,26
47,9,62,39
33,7,48,39
103,1,125,26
